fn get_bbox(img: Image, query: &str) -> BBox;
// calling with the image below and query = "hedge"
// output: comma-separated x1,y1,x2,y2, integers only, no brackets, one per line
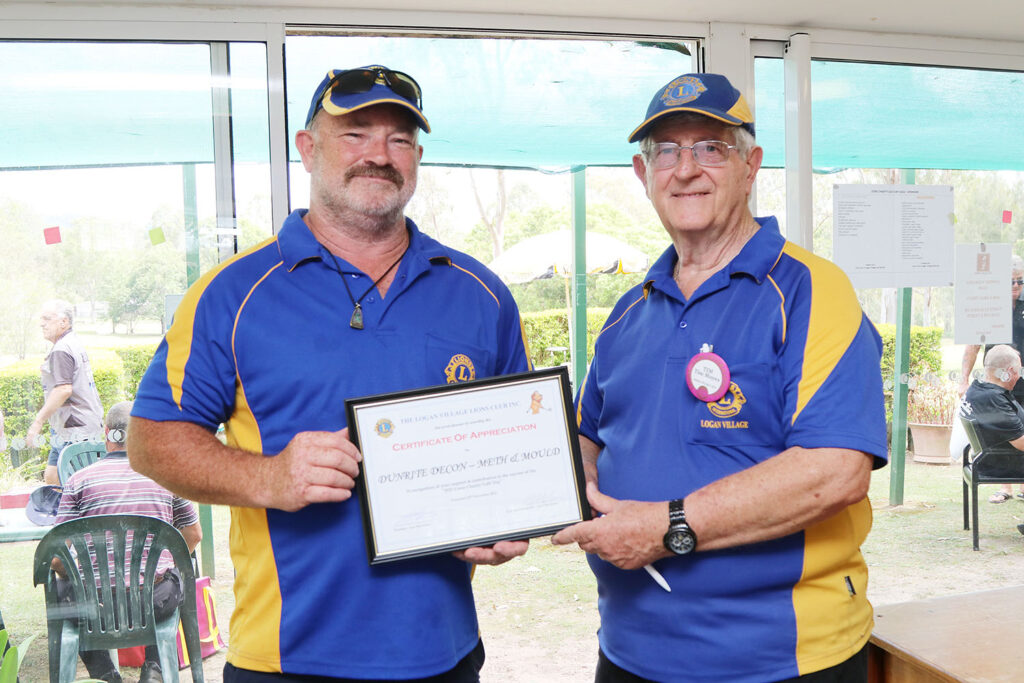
1,343,157,464
2,325,943,452
521,308,611,370
875,323,944,382
114,344,159,399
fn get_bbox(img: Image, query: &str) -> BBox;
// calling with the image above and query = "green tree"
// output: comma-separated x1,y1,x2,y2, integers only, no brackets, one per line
103,245,186,333
0,199,56,358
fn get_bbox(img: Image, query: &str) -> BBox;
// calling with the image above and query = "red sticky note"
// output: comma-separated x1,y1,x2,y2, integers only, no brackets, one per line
1004,210,1013,224
43,226,62,245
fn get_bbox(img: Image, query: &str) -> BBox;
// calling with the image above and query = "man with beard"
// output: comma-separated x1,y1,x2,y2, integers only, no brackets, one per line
128,66,531,682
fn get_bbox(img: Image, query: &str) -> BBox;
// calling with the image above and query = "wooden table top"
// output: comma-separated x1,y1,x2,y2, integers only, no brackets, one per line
871,585,1024,683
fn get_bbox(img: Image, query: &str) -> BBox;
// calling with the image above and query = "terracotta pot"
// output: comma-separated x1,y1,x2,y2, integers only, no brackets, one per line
908,423,952,464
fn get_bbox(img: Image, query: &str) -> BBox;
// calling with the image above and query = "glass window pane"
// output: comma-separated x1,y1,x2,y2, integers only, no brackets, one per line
283,33,692,372
753,56,1024,339
0,40,271,462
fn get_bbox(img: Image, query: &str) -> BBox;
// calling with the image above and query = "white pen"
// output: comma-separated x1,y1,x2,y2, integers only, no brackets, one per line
644,564,671,592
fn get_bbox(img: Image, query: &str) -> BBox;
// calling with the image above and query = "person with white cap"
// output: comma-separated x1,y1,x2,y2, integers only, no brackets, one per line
553,73,887,681
128,66,531,682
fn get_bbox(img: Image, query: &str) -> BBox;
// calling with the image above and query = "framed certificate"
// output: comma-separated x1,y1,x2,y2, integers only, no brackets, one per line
345,366,592,564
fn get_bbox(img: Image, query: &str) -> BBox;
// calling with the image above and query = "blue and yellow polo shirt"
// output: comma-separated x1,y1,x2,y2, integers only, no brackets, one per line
132,210,531,678
576,216,887,682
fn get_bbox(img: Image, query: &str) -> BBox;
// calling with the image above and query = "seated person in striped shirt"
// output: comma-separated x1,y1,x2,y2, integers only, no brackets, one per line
53,401,202,683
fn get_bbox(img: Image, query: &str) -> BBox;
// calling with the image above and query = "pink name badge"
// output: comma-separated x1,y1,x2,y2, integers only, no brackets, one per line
686,351,730,402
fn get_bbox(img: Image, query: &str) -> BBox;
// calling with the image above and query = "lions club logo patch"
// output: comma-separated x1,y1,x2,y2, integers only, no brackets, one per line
661,75,707,107
444,354,476,384
374,418,395,438
707,382,747,419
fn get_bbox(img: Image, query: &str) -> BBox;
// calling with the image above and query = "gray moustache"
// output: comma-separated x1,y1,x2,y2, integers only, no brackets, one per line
346,167,403,187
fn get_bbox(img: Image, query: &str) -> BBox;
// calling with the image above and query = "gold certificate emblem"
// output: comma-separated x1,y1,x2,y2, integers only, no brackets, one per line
374,418,395,438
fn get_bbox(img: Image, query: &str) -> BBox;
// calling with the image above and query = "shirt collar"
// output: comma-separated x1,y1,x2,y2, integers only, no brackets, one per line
275,209,449,278
643,216,785,297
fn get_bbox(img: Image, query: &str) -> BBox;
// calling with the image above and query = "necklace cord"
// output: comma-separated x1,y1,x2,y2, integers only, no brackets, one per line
329,245,407,330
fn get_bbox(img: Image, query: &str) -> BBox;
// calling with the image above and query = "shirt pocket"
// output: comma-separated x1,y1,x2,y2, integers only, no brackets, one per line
425,334,495,385
684,361,783,447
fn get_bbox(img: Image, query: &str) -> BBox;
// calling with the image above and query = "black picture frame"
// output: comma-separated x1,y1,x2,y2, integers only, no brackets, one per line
345,366,591,564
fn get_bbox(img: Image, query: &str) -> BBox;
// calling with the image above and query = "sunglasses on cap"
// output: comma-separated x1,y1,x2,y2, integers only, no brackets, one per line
307,67,423,126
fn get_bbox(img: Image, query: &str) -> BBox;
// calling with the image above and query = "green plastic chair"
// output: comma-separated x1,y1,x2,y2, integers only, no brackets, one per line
56,442,107,485
32,514,205,683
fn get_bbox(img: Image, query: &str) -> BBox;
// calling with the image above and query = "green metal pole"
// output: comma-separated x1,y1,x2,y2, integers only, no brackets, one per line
571,168,588,393
889,168,916,506
183,162,215,577
889,287,912,506
183,164,201,286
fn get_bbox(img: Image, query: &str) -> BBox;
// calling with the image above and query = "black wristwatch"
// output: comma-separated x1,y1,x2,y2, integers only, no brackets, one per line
663,498,697,555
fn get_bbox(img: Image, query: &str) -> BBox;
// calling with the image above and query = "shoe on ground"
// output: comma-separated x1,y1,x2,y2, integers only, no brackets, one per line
1018,523,1024,536
989,491,1012,503
1016,492,1024,500
139,661,163,683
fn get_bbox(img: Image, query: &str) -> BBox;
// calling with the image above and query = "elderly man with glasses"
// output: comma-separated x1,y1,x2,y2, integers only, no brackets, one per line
128,66,530,682
553,73,887,682
959,255,1024,503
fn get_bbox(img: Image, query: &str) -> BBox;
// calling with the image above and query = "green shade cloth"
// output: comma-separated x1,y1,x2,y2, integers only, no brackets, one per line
754,58,1024,171
2,38,1023,171
283,36,692,169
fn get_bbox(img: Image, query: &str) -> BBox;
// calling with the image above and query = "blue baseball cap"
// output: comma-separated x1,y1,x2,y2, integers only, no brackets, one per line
304,66,430,133
25,484,61,526
628,73,754,143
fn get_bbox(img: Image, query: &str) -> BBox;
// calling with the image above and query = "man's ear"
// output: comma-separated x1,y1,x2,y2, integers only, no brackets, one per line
632,154,650,194
295,129,316,172
744,146,764,193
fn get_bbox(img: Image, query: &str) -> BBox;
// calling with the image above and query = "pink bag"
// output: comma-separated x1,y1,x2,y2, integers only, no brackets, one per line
176,576,226,669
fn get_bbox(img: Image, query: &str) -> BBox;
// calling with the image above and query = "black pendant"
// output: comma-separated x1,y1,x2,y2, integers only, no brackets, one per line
349,304,364,330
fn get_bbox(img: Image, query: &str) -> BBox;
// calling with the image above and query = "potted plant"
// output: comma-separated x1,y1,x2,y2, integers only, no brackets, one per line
906,380,960,464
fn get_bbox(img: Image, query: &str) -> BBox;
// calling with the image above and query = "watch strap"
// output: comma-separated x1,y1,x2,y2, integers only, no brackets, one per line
668,498,686,524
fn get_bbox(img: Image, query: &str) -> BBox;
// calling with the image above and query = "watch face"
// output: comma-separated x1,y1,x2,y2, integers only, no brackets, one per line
666,527,696,555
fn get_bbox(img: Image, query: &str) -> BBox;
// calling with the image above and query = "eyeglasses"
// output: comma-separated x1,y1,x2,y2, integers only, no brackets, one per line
647,140,739,170
307,67,423,127
1012,278,1024,286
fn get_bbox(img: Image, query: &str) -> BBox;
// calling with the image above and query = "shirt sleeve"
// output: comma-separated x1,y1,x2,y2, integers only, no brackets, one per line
575,325,605,449
171,496,200,528
977,394,1024,444
49,349,76,386
779,265,888,465
132,270,240,430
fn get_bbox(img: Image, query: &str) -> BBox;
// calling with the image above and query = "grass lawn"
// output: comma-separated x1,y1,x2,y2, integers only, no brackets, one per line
3,457,1023,682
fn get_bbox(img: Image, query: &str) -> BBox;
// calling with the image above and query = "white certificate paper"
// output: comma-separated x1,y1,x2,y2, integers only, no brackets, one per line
346,367,590,564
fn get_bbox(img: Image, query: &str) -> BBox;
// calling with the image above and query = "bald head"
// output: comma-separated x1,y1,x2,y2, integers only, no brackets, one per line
984,344,1021,387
